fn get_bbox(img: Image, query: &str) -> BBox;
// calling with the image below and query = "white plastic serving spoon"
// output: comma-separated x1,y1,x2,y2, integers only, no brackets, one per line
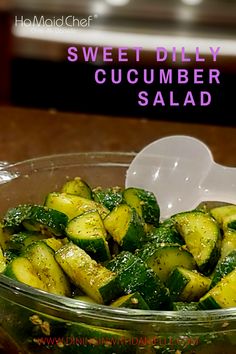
126,135,236,219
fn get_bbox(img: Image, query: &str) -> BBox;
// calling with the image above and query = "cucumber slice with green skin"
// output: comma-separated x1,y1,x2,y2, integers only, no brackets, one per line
211,250,236,288
45,192,109,220
172,211,221,275
66,211,111,262
137,243,196,282
64,322,134,354
61,177,92,199
223,212,236,231
221,230,236,259
0,224,10,250
172,301,199,311
4,256,47,291
0,246,6,273
146,222,184,246
23,205,68,237
73,295,98,303
4,249,18,263
3,205,32,231
23,241,71,296
106,251,171,310
93,186,123,211
111,292,150,310
104,204,145,252
167,267,211,302
7,231,46,254
55,243,121,304
228,219,236,230
210,204,236,230
43,237,65,251
123,187,160,227
199,267,236,309
3,205,68,237
143,223,156,235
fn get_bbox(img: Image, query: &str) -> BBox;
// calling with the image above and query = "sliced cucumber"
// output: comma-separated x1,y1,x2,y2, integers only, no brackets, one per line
172,301,199,311
104,204,145,252
8,231,65,254
23,205,68,236
4,176,236,315
3,205,68,237
199,267,236,309
7,231,46,254
146,220,184,246
172,211,221,275
0,224,10,250
43,237,65,251
123,187,160,227
4,249,18,263
210,204,236,230
4,257,47,291
167,267,211,302
221,211,236,231
45,192,109,220
66,211,110,262
23,241,71,296
93,186,123,211
61,176,92,199
106,251,170,310
73,295,98,303
0,246,6,273
137,243,196,282
211,250,236,288
111,292,150,310
143,223,156,235
228,218,236,231
55,243,121,304
221,230,236,259
3,205,32,230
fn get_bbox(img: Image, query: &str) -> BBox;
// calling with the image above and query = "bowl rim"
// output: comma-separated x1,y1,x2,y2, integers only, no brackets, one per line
2,151,137,168
0,151,236,324
1,274,236,324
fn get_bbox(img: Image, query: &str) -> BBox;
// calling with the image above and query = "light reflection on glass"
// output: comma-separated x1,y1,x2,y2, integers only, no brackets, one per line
181,0,203,5
153,168,160,181
106,0,130,6
92,2,110,15
0,171,19,184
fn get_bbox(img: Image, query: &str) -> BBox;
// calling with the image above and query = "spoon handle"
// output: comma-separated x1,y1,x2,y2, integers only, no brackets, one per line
199,162,236,205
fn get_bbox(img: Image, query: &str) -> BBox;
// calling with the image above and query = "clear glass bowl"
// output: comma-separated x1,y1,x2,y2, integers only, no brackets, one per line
0,152,235,354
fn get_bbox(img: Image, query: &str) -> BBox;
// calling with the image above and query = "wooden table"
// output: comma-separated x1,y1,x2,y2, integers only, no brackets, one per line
0,106,235,167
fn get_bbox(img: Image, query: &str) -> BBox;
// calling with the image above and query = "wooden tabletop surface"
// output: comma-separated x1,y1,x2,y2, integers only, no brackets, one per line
0,106,235,167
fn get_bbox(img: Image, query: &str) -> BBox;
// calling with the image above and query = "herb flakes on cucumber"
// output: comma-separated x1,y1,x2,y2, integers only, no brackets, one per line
172,210,221,275
3,205,68,237
1,177,236,312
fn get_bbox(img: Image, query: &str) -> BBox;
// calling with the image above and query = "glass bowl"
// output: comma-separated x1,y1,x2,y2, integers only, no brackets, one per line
0,152,235,354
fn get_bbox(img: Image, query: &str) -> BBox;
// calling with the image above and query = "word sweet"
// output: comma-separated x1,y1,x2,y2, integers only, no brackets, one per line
67,46,220,63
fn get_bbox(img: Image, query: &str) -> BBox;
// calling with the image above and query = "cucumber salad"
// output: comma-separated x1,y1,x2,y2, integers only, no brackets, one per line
1,176,236,311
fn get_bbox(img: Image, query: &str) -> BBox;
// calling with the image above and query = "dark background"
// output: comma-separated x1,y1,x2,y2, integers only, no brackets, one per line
11,58,233,125
1,0,236,125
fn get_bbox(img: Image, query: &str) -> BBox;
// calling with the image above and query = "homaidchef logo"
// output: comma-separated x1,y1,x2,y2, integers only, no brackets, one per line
14,15,96,28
